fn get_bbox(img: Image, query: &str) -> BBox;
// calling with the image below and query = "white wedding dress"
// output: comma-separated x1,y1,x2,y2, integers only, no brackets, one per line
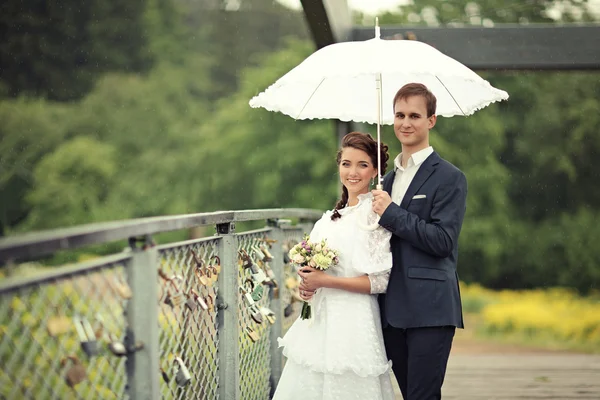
273,193,395,400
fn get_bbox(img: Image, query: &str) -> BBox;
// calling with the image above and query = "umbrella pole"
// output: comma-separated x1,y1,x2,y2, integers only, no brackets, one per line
375,72,383,191
358,71,384,231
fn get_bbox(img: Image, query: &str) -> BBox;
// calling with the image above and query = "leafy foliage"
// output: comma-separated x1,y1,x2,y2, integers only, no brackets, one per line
1,0,599,293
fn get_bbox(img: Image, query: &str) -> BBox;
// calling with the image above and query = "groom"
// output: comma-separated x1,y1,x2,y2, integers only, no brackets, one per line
372,83,467,400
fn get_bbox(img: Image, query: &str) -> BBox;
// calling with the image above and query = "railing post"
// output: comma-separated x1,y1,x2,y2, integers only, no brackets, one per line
216,222,241,400
125,238,160,400
267,219,287,395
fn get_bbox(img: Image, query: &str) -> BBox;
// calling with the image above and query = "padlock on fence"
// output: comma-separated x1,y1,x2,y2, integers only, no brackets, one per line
173,357,192,387
209,255,221,274
94,314,125,356
252,245,265,261
73,316,99,357
245,278,264,302
205,294,215,312
195,267,210,287
260,245,274,262
260,306,277,324
47,307,71,337
61,355,87,389
239,285,256,307
207,264,218,285
189,289,209,311
249,305,264,324
246,327,260,343
239,249,268,284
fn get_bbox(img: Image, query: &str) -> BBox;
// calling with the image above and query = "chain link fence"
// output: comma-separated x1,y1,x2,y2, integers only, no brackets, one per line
0,255,131,399
0,215,313,399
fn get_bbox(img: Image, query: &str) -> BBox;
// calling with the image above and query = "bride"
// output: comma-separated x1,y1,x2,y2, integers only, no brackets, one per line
272,132,395,400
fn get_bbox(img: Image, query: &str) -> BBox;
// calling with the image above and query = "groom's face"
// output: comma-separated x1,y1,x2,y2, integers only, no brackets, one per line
393,95,436,151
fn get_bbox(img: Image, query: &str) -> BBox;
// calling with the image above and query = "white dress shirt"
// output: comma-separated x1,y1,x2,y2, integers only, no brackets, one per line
391,146,434,204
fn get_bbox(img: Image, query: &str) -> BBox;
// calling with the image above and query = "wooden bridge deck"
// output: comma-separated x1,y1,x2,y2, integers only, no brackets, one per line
392,338,600,399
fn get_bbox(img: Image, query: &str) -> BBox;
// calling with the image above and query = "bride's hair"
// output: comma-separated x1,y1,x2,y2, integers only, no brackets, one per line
331,132,389,221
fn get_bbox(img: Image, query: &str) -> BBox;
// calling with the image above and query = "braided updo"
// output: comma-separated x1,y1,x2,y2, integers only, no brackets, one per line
331,132,390,221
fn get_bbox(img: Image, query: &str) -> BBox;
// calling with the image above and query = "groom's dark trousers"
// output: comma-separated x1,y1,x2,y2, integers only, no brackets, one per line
378,152,467,400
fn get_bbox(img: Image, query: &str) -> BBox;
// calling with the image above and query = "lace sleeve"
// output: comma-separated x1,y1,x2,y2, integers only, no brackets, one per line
367,209,392,269
368,270,391,294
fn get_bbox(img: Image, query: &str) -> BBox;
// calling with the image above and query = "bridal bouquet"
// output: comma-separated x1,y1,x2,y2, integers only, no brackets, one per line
288,235,340,320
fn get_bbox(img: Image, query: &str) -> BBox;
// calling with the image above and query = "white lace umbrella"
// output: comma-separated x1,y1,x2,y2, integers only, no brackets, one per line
249,20,508,229
249,20,509,183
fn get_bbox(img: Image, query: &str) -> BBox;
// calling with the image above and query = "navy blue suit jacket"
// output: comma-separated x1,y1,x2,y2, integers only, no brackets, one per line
378,151,467,329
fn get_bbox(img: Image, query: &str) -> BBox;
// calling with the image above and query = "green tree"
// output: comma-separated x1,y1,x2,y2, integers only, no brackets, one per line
0,99,71,234
0,0,152,101
183,0,311,100
195,38,339,212
22,137,117,230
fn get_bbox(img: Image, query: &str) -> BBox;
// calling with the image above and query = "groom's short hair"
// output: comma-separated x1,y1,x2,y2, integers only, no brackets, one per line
393,83,437,117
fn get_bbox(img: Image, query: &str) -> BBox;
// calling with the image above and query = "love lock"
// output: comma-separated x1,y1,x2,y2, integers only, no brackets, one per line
246,327,260,343
61,355,87,389
160,272,186,309
73,316,99,357
245,278,264,302
239,285,256,307
195,267,210,287
260,306,276,324
249,305,263,324
95,313,144,357
260,245,274,262
252,245,265,261
47,307,71,337
209,255,221,274
188,289,209,311
173,357,191,387
207,264,218,285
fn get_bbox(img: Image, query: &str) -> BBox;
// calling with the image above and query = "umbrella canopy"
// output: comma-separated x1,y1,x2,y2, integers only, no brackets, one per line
249,31,508,124
249,22,509,230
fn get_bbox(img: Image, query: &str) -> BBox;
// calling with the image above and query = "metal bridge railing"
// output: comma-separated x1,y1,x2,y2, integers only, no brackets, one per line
0,209,320,400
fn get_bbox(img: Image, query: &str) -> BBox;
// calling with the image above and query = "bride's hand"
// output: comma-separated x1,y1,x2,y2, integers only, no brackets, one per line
298,266,329,291
299,289,314,300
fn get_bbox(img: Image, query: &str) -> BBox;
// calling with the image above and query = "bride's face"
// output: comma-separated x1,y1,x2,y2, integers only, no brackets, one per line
339,147,377,196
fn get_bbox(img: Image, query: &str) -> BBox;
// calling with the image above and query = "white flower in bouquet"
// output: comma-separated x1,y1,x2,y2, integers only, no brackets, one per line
313,253,332,270
288,234,340,320
292,253,306,265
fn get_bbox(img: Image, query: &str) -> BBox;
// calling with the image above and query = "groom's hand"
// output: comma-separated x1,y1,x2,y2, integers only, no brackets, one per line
372,189,392,216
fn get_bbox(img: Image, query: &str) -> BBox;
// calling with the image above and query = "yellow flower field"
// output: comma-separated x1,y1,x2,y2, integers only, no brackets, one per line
460,282,600,353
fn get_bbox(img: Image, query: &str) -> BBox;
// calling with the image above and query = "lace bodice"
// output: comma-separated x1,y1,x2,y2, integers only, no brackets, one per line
309,193,392,294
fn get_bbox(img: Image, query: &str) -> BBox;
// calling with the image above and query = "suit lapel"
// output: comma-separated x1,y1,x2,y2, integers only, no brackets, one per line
400,152,439,209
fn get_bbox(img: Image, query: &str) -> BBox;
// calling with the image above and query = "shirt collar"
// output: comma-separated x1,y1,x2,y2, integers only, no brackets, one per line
394,146,434,171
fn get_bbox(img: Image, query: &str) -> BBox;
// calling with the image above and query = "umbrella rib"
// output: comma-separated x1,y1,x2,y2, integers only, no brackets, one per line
295,77,326,119
435,75,466,116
